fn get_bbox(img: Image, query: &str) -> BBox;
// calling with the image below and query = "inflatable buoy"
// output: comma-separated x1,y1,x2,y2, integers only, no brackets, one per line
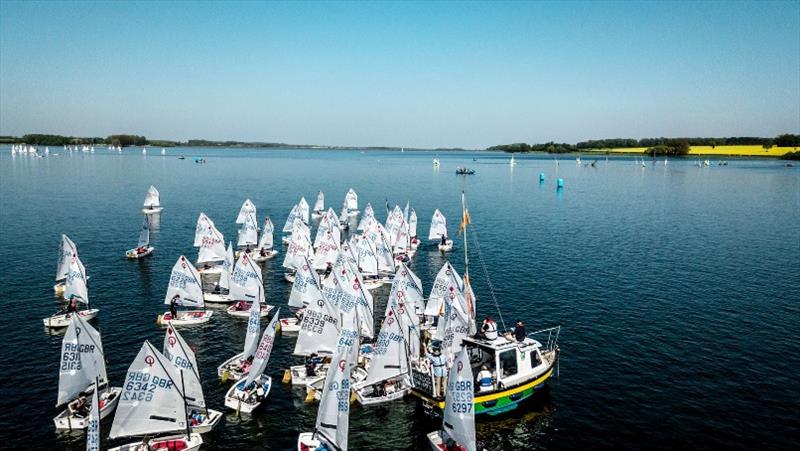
539,172,545,182
557,178,564,189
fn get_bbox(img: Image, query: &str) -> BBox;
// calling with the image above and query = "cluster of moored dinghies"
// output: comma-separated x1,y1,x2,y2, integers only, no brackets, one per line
47,186,561,451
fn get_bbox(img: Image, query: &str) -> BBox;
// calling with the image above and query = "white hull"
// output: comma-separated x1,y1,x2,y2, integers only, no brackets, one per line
252,249,278,262
427,430,467,451
218,352,246,381
226,303,274,318
361,278,383,290
189,408,222,434
438,239,454,252
289,363,329,386
297,432,321,451
125,246,154,259
53,387,121,430
353,379,409,406
197,265,223,275
279,317,301,334
223,375,272,413
311,211,324,219
141,207,163,214
43,309,99,328
203,292,232,304
347,210,360,217
282,235,292,245
108,433,202,451
284,272,296,283
158,311,213,327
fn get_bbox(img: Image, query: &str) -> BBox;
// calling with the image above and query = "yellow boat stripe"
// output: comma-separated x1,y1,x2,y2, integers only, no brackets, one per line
432,367,554,409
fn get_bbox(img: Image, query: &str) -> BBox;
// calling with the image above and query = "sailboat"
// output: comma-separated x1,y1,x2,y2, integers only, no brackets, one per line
141,185,162,214
282,203,303,245
312,191,325,219
44,253,98,328
194,213,226,275
226,253,273,318
223,310,280,413
426,349,476,451
429,209,453,251
163,324,222,433
296,323,359,451
54,234,85,296
235,210,259,258
158,256,213,326
433,158,441,167
125,215,154,259
53,314,122,430
410,192,561,416
217,294,264,381
282,220,315,283
510,154,517,166
203,242,234,304
252,216,278,262
298,197,311,224
108,341,203,451
344,188,359,217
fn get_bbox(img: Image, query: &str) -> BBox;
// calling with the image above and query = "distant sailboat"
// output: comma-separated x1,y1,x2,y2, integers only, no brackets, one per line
142,185,163,214
510,155,517,166
125,215,155,259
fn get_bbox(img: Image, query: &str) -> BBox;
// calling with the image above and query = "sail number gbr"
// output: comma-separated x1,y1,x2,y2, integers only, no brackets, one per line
122,372,174,402
449,380,473,414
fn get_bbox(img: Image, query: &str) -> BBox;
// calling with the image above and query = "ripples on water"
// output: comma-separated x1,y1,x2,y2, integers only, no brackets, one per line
0,148,797,450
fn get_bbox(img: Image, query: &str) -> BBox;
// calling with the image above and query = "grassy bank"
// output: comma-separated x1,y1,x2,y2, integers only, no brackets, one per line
583,145,799,157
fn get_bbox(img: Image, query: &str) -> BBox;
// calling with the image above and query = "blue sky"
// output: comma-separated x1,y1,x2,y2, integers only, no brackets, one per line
1,1,798,148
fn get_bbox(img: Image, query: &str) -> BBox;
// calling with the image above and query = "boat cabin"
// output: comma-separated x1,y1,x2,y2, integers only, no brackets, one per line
461,335,547,393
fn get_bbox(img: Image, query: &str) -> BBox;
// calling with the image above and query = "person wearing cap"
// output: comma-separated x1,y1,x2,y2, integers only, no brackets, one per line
481,316,498,340
426,344,447,398
514,320,527,342
477,364,494,392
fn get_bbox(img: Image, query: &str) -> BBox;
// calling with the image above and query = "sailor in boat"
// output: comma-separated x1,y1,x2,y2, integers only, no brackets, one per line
259,247,268,257
305,353,320,377
440,235,448,247
169,295,179,319
234,378,267,403
513,320,527,342
481,315,498,340
426,344,447,398
67,393,90,417
63,295,79,314
231,301,250,312
188,409,208,427
477,365,494,393
238,355,254,377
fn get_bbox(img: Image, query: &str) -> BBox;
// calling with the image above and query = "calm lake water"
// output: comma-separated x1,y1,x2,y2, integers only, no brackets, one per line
0,147,798,450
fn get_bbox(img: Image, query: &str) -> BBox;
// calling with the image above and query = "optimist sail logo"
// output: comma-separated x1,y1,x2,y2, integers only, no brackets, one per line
144,355,155,367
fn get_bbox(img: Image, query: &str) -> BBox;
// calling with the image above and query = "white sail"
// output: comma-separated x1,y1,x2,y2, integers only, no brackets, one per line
371,227,395,273
282,223,314,271
329,252,374,338
137,215,150,248
57,315,107,406
218,242,234,291
193,213,213,247
387,263,423,358
282,204,301,233
314,325,358,450
197,222,226,263
245,310,280,385
143,185,160,208
314,191,325,212
288,257,322,308
257,217,274,249
313,231,340,271
357,214,376,234
294,290,340,357
409,209,418,237
109,342,188,439
163,324,205,408
237,212,259,246
428,209,448,240
436,286,471,364
314,211,334,248
229,253,264,303
164,256,205,308
65,254,89,304
298,197,310,224
442,349,476,451
56,234,78,280
243,294,261,358
236,199,256,224
345,188,358,211
363,308,407,386
424,262,463,317
355,237,378,276
86,386,100,451
394,218,411,252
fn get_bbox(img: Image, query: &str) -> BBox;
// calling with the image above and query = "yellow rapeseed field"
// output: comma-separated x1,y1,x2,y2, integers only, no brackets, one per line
583,145,798,157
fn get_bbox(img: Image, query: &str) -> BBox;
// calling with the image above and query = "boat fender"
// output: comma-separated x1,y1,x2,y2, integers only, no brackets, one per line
282,369,292,384
304,388,317,403
349,389,357,404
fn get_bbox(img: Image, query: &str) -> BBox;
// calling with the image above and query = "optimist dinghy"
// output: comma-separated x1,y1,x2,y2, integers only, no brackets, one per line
53,315,121,430
218,295,264,382
45,254,99,328
426,349,476,451
203,242,233,304
163,324,222,433
311,191,325,219
235,202,259,258
429,209,453,251
253,217,278,262
158,256,213,326
225,252,273,317
224,311,280,413
54,234,86,296
141,185,163,214
108,341,203,451
344,188,359,217
352,308,412,405
125,215,154,259
194,213,226,275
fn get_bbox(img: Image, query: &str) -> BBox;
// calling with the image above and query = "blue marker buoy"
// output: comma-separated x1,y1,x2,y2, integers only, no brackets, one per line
557,178,564,189
539,172,545,182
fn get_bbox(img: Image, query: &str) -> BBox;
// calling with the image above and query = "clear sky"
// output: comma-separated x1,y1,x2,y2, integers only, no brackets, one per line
1,1,798,148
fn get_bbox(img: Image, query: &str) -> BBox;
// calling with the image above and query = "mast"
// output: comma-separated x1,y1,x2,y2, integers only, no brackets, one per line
461,191,473,325
181,370,190,438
